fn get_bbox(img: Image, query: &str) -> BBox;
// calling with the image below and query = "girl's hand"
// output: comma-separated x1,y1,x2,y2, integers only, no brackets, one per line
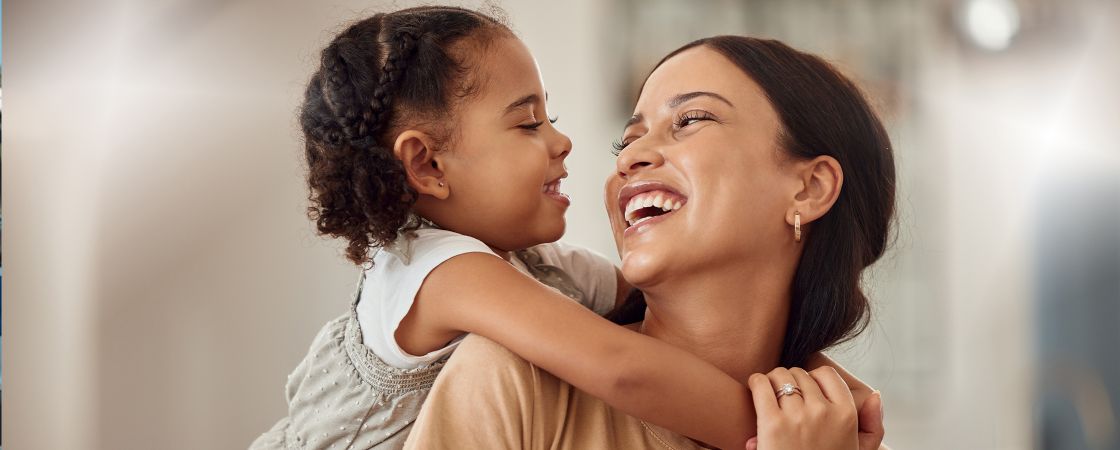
744,367,861,450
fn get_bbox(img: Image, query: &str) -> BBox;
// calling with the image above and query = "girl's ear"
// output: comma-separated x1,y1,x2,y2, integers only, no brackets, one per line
393,130,449,200
786,155,843,227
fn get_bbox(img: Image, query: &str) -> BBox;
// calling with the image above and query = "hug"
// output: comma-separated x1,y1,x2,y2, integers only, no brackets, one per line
254,5,894,450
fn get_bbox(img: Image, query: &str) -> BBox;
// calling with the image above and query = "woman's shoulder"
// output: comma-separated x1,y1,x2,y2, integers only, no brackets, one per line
410,333,705,450
444,334,535,376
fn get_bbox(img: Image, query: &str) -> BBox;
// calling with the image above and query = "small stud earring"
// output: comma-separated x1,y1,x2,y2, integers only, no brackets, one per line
438,181,445,187
794,211,802,243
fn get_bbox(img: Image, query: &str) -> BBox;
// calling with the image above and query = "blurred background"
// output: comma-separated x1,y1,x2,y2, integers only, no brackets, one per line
4,0,1119,449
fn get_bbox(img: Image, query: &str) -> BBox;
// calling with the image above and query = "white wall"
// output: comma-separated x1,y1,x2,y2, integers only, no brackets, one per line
5,1,1118,449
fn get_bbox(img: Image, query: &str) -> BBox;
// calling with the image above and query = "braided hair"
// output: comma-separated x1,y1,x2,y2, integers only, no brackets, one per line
301,7,510,265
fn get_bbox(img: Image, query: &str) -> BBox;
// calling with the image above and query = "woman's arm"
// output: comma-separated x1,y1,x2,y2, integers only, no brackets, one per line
397,252,756,450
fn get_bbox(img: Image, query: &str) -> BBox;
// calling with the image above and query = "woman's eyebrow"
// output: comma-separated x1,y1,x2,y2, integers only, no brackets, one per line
623,114,644,131
623,91,730,132
668,91,734,108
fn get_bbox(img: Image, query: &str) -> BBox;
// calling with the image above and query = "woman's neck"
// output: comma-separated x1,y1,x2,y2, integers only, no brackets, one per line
637,262,792,383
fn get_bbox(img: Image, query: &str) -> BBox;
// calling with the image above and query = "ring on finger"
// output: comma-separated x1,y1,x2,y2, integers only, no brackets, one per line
775,383,803,400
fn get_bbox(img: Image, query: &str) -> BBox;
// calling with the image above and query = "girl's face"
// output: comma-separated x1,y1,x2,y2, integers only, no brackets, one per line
604,46,800,288
435,37,573,251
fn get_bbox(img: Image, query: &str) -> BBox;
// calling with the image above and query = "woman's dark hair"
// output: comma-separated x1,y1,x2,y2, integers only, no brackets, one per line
610,36,896,367
301,6,510,265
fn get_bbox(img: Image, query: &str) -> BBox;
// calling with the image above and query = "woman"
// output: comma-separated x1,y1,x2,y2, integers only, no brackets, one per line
404,35,895,450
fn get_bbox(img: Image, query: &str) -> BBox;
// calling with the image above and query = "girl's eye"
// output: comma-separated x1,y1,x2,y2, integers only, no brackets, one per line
518,114,557,130
675,110,717,129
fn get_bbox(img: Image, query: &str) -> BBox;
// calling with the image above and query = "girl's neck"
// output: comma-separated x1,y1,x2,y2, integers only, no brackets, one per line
416,213,516,261
637,262,793,383
488,246,513,262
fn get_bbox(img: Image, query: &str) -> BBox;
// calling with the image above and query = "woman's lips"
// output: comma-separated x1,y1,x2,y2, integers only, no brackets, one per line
616,180,688,235
623,210,669,236
623,190,686,226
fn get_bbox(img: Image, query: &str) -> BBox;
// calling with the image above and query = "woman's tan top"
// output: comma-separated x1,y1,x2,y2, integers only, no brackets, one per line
404,334,704,450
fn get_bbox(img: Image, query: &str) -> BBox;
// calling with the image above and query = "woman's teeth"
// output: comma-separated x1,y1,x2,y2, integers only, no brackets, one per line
543,181,561,193
624,191,685,226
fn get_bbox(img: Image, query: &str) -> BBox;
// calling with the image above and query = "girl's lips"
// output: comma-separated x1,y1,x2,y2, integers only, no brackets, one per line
543,177,570,207
545,190,571,207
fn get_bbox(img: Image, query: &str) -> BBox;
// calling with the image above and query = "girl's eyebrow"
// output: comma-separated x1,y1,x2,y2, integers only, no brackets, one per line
503,92,549,114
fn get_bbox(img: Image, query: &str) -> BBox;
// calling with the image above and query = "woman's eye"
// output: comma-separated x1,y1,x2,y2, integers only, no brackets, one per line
611,139,630,156
519,121,545,130
675,110,716,129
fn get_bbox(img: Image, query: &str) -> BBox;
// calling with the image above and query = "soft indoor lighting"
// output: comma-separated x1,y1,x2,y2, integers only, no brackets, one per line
962,0,1021,51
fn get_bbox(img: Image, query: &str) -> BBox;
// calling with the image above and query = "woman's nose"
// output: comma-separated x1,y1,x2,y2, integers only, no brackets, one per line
615,141,663,178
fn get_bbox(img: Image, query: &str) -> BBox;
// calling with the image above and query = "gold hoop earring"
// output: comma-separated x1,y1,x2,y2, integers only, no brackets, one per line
794,211,802,243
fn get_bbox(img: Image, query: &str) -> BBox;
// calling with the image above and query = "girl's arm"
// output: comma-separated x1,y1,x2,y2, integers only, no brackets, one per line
398,253,753,449
397,252,877,449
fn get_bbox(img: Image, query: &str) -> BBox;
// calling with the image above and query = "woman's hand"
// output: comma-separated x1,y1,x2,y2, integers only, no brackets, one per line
745,367,876,450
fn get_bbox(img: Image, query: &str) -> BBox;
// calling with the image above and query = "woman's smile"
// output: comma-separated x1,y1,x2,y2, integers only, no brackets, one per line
617,180,689,237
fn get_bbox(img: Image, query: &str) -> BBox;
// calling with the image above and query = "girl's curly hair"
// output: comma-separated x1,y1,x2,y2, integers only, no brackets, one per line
300,6,509,265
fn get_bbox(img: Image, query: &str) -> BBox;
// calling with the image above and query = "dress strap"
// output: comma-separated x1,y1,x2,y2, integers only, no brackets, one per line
350,270,366,307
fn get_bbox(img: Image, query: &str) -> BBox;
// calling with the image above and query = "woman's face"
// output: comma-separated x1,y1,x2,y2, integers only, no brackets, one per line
605,46,801,288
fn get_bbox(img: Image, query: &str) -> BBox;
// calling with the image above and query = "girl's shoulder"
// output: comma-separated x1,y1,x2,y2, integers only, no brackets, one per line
516,241,619,316
380,227,494,266
524,240,613,268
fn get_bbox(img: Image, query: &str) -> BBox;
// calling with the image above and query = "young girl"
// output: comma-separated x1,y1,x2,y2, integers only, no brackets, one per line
252,6,876,450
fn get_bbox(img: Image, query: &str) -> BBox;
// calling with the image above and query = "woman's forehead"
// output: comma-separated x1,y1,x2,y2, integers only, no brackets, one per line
639,47,761,109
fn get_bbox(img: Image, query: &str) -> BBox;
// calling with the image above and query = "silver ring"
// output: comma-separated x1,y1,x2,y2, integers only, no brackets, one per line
775,383,802,400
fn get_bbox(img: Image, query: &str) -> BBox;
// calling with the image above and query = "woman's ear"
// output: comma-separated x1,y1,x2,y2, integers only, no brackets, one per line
787,155,843,226
393,130,450,200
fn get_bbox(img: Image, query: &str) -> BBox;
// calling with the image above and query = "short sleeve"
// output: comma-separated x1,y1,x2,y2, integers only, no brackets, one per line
529,241,618,316
356,228,499,369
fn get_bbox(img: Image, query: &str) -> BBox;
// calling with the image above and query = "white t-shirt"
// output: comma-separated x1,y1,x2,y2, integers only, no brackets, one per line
356,228,618,369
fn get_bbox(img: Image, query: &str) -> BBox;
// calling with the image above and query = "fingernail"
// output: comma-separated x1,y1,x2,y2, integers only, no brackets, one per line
874,390,883,417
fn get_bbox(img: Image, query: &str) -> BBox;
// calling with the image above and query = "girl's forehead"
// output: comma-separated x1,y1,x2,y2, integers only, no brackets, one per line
471,38,547,108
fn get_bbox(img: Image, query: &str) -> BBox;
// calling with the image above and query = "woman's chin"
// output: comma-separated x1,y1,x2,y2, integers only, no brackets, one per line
619,250,669,290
